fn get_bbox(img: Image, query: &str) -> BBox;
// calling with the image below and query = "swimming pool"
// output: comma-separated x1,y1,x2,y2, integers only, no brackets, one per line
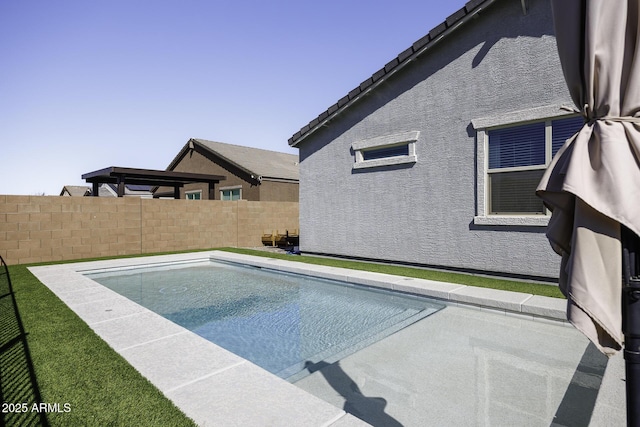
29,252,623,426
87,260,444,380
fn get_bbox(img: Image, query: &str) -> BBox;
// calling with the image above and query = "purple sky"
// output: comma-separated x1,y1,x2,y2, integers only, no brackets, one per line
0,0,467,195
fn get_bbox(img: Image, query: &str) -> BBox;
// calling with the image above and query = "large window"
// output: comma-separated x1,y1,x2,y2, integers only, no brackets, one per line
472,106,583,226
487,116,583,215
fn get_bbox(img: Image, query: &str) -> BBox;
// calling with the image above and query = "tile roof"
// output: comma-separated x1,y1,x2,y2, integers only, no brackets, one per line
183,139,299,181
288,0,497,147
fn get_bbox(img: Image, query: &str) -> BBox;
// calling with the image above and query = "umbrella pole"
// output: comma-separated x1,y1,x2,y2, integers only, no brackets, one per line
622,225,640,426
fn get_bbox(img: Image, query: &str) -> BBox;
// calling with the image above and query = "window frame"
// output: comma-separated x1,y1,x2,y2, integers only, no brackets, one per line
472,105,581,226
185,190,202,200
352,131,419,170
220,185,242,201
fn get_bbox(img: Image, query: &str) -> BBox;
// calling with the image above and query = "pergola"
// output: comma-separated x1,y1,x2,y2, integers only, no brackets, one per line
82,167,226,199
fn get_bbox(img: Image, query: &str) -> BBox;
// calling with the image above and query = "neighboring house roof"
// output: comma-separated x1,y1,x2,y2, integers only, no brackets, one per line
59,185,91,197
169,138,299,182
61,182,154,198
288,0,505,147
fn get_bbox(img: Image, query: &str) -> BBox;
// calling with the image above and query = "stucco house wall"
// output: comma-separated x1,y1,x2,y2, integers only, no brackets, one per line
292,0,571,279
258,180,299,203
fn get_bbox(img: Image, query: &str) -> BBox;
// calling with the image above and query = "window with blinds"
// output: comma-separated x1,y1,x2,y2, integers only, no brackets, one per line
552,116,584,155
487,116,583,214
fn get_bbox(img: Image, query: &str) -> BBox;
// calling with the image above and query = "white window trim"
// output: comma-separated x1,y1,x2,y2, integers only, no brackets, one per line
352,131,419,170
472,105,576,227
185,190,202,200
220,185,242,201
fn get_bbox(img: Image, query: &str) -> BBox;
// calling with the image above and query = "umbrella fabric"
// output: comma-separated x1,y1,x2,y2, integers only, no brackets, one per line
537,0,640,356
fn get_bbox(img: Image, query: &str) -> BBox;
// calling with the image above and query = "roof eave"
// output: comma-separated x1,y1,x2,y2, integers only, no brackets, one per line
259,176,300,184
288,0,497,148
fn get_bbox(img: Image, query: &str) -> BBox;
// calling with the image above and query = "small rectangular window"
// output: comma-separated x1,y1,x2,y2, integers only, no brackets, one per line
362,144,410,161
352,131,419,170
221,188,241,201
186,191,202,200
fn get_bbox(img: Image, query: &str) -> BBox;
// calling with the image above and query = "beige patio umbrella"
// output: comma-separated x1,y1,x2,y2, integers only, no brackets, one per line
537,0,640,356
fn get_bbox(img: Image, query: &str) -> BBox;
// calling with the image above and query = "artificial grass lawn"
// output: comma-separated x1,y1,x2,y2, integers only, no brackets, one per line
221,248,565,299
7,264,197,427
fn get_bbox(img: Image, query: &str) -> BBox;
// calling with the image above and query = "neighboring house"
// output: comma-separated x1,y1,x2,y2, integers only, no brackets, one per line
288,0,579,280
155,139,299,201
60,185,91,197
59,183,153,198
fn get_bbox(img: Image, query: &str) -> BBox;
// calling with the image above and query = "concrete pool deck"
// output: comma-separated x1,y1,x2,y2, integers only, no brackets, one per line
28,251,625,426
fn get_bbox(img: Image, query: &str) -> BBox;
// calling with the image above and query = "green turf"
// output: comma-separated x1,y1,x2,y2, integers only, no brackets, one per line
220,248,565,299
5,264,197,427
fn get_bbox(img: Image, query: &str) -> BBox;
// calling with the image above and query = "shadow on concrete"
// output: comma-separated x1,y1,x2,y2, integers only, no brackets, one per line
0,257,49,426
305,360,403,427
551,342,608,427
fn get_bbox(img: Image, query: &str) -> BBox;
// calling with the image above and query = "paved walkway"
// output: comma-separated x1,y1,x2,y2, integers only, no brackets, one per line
28,251,625,426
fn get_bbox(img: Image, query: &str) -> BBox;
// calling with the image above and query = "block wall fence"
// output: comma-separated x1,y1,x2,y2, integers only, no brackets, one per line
0,195,299,265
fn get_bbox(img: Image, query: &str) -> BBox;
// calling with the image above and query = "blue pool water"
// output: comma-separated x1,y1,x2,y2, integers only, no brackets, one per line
87,261,443,380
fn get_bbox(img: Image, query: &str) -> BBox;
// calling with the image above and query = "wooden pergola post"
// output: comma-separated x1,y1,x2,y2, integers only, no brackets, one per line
116,175,125,197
